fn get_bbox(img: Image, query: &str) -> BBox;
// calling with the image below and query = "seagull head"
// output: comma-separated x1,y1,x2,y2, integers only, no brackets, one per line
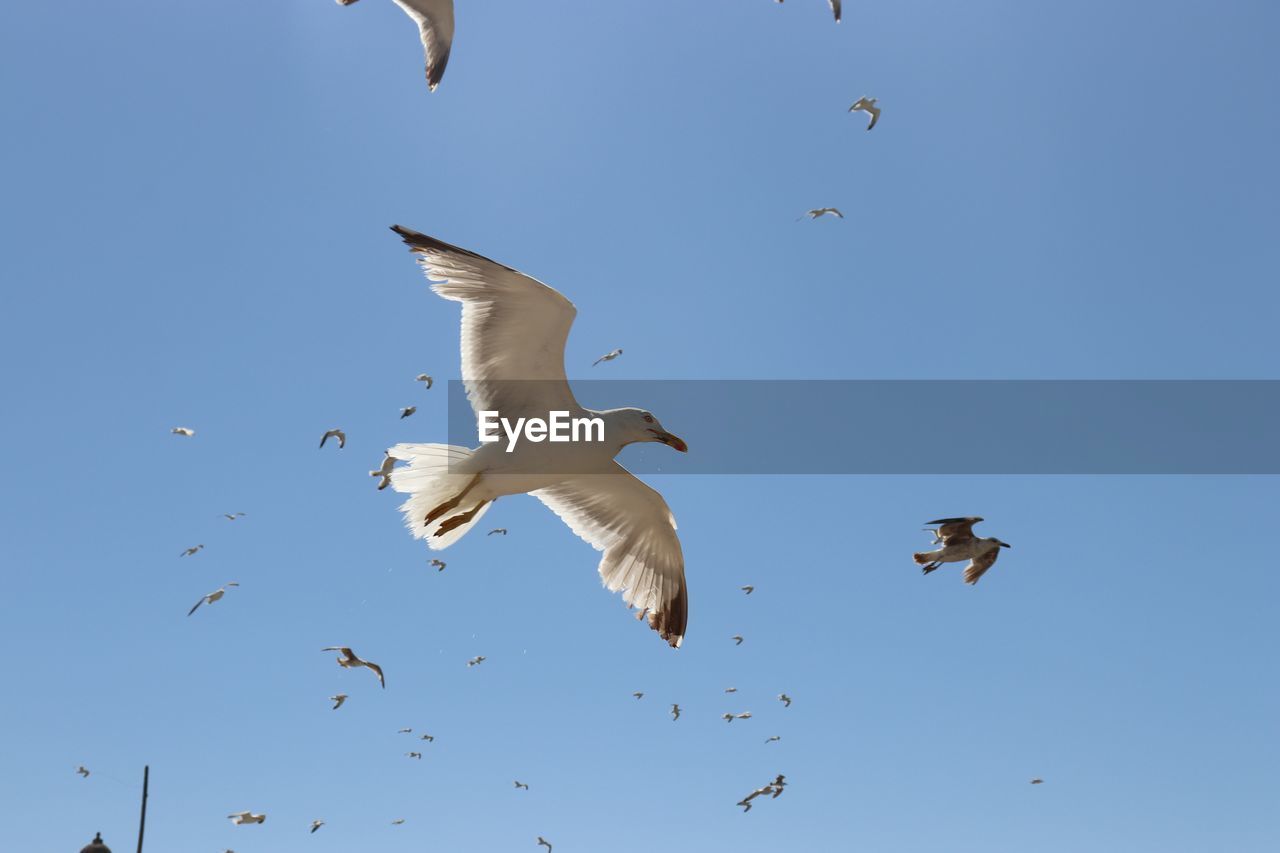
604,408,688,453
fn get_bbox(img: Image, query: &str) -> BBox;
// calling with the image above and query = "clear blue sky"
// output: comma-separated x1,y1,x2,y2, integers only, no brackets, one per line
2,1,1278,851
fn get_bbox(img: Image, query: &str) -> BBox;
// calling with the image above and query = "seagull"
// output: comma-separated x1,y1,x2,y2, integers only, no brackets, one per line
398,728,413,733
330,694,348,710
778,693,792,707
1030,778,1044,785
537,837,553,853
179,544,204,557
406,751,422,759
765,736,781,744
592,348,623,366
391,818,406,825
671,703,681,721
416,373,434,389
466,655,486,667
76,766,90,777
739,774,787,810
849,96,880,130
320,428,346,449
430,558,446,571
336,0,455,92
310,820,325,833
732,712,753,721
420,733,434,742
514,780,529,790
799,207,843,221
371,453,397,490
740,585,754,595
487,528,507,536
731,635,744,645
632,691,644,699
221,512,246,521
724,687,738,693
322,647,386,688
400,406,417,419
227,812,266,825
913,517,1011,584
187,582,239,616
386,227,690,647
171,426,195,437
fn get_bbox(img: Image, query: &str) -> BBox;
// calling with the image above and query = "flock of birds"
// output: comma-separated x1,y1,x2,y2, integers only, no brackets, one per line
75,3,1044,846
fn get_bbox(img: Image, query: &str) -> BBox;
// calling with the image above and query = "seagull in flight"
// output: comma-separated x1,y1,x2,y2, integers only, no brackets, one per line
731,635,744,645
171,426,195,437
179,544,204,557
632,691,644,699
370,453,397,490
740,585,754,595
799,207,843,221
537,837,553,853
778,693,792,707
310,820,325,833
487,527,508,536
849,96,880,130
320,428,346,449
398,728,413,734
391,818,406,825
913,517,1010,584
430,558,446,571
322,646,385,688
671,703,681,721
765,736,781,744
385,227,690,647
593,348,623,366
188,582,239,616
336,0,455,92
416,373,434,389
221,512,247,521
466,655,486,667
76,766,90,777
227,812,266,825
406,751,422,759
1030,778,1044,785
330,694,348,710
738,774,788,811
400,406,417,419
514,780,529,790
724,687,738,693
420,733,434,741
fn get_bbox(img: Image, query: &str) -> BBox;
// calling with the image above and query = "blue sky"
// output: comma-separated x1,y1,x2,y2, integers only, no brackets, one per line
2,1,1278,851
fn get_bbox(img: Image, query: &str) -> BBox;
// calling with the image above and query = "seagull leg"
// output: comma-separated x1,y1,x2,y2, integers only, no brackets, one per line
424,473,482,525
435,500,490,537
920,562,942,575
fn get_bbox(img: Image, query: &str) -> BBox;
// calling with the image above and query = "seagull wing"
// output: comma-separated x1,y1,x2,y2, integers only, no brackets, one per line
963,547,1001,585
532,462,688,647
927,517,981,545
390,0,455,91
187,595,207,616
829,0,841,22
364,659,386,688
392,227,580,417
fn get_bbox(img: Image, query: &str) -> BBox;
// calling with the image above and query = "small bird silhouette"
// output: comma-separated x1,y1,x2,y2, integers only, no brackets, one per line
537,837,553,853
671,703,681,721
406,752,422,760
632,691,644,699
778,693,792,708
400,406,417,419
179,544,204,558
740,585,754,595
221,512,247,521
227,812,266,825
1030,778,1045,785
370,453,397,490
467,655,486,667
731,635,744,645
188,582,239,616
391,819,405,825
420,733,434,742
430,558,446,571
415,373,434,389
592,348,623,367
849,96,880,130
799,207,843,221
319,428,346,449
330,694,347,710
310,820,325,834
76,766,90,777
171,426,195,437
487,528,507,536
322,646,385,688
725,687,738,693
398,728,413,734
514,780,529,790
765,736,781,744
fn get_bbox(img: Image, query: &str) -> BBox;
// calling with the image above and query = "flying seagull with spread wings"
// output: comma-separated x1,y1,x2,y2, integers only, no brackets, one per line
76,765,90,778
849,96,880,130
171,426,195,437
384,227,690,647
416,373,434,389
593,348,623,366
336,0,454,92
188,583,239,616
913,517,1011,584
320,428,346,449
799,207,843,221
322,646,386,688
227,812,266,825
371,453,397,490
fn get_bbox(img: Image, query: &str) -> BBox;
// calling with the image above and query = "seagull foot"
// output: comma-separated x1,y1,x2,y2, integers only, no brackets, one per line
435,501,490,537
424,473,482,525
921,562,941,575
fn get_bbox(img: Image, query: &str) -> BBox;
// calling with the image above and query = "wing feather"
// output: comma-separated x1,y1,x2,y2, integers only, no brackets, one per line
391,0,455,90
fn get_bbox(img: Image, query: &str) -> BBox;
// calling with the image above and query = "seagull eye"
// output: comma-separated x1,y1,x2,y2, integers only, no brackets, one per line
642,414,654,424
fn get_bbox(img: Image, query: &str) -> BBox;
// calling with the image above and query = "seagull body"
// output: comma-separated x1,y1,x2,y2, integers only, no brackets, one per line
320,428,346,449
420,733,434,741
849,96,880,130
430,558,446,571
398,728,413,733
731,635,744,645
778,693,792,707
466,655,486,667
385,227,690,647
739,774,787,810
632,691,644,699
416,373,434,389
740,585,754,595
371,453,397,490
322,646,386,688
724,687,738,693
765,736,781,744
171,426,195,437
537,837,553,852
330,694,348,710
671,703,681,721
801,207,844,220
310,820,325,833
592,348,623,366
391,819,406,825
221,512,246,521
400,406,417,419
337,0,455,92
514,780,529,790
913,517,1010,584
1030,778,1044,784
188,582,239,616
228,812,266,825
76,765,90,777
406,751,422,759
179,544,204,557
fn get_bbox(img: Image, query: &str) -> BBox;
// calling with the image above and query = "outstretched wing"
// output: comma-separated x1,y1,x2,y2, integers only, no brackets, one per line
392,226,580,418
391,0,455,91
963,547,1000,585
927,516,981,545
829,0,842,22
532,463,688,647
363,660,386,688
187,595,206,616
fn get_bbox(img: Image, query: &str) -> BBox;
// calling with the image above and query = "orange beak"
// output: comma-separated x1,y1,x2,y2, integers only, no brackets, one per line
650,429,688,452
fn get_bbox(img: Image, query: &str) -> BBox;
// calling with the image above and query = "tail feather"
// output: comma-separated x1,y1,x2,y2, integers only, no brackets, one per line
388,444,492,550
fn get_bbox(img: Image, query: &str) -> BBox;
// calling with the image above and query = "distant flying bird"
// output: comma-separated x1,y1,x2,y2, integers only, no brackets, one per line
592,348,623,366
731,635,744,645
179,544,204,557
227,812,266,825
765,736,781,744
514,780,529,790
386,227,690,647
187,582,239,616
740,585,754,595
632,691,644,699
337,0,455,92
728,712,753,721
467,655,486,667
778,693,792,708
774,0,840,23
322,646,386,688
537,837,553,853
330,694,348,710
420,733,434,742
913,517,1011,584
849,96,880,130
76,766,90,778
310,820,325,833
724,687,738,693
391,818,406,825
319,428,346,449
738,776,785,812
406,752,422,759
1030,778,1044,785
799,207,843,221
171,426,195,437
370,453,397,490
398,728,413,734
400,406,417,419
221,512,246,521
430,558,446,571
416,373,434,389
671,703,681,721
487,528,507,536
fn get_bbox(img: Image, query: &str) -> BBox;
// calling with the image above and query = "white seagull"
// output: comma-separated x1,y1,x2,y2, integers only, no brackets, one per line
913,517,1011,585
221,512,247,521
799,207,843,221
227,812,266,825
336,0,454,92
430,558,446,571
187,582,239,616
849,96,880,130
322,646,386,688
370,453,397,490
385,227,690,647
320,428,346,449
466,655,486,667
171,426,195,437
416,373,434,389
592,348,623,366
